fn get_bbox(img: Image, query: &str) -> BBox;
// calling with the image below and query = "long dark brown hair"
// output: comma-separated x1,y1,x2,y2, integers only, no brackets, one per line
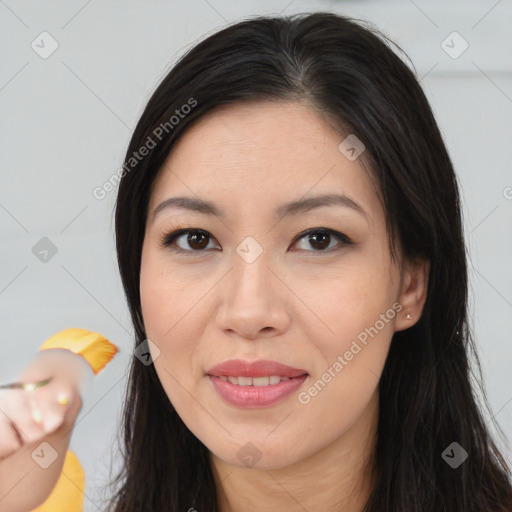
108,11,512,511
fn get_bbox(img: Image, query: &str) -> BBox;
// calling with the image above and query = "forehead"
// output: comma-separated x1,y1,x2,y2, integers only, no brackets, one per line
149,100,380,222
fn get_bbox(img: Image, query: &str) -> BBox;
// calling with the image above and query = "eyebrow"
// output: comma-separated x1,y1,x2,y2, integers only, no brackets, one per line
151,193,369,223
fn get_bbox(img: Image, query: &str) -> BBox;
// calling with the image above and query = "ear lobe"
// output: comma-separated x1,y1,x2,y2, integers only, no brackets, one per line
394,259,430,332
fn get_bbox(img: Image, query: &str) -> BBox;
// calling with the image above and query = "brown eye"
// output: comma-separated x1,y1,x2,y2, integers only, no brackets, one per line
185,231,209,250
293,228,352,253
161,229,219,253
305,231,331,250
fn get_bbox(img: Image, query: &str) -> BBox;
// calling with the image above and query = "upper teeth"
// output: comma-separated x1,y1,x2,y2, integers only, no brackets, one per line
218,376,291,386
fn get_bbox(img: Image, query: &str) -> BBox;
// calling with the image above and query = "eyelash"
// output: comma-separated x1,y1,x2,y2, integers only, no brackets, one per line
159,222,353,256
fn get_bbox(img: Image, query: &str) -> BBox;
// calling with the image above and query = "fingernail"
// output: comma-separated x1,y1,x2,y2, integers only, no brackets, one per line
57,394,70,406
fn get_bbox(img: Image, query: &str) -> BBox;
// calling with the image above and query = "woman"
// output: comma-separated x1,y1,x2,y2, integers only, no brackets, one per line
1,11,511,512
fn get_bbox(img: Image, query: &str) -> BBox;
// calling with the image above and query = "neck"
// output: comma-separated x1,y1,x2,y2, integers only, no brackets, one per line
210,390,379,512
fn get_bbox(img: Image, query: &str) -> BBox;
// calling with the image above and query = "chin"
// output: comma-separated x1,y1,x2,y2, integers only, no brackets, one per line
206,435,308,471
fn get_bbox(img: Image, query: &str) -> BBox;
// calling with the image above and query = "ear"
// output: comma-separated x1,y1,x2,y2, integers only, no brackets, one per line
394,258,430,332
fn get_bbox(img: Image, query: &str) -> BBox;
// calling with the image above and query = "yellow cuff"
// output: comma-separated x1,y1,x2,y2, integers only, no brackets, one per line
30,450,85,512
38,328,118,375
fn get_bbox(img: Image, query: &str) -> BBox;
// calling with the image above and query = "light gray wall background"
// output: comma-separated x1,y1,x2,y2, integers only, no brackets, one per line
1,0,511,510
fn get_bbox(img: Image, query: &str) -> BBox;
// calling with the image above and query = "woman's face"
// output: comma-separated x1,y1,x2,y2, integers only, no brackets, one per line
140,100,425,469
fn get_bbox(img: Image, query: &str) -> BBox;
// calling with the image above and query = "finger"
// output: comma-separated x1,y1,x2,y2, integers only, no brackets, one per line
39,383,83,434
60,387,83,430
0,419,22,460
19,396,47,442
40,389,75,433
0,391,45,444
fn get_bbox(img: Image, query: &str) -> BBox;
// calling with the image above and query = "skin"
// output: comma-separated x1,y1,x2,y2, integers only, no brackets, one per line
140,100,429,511
0,350,88,512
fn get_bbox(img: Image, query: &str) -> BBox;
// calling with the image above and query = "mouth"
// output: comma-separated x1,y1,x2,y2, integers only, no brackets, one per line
206,359,309,408
214,375,299,386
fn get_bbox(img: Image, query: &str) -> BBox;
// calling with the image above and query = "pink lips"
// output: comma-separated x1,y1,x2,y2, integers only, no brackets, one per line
206,359,309,408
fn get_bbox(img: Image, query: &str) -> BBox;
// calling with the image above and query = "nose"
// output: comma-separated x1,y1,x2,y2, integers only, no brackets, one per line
215,252,291,341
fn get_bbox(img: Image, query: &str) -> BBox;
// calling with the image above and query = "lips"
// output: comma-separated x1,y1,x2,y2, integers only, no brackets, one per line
206,359,309,408
206,359,309,379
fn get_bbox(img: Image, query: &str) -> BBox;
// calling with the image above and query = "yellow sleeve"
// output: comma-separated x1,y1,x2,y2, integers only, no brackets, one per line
30,328,119,512
38,328,118,374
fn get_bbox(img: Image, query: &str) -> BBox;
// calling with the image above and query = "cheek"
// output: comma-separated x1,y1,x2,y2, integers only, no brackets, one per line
140,245,192,339
140,245,209,391
296,292,395,445
140,254,213,444
298,253,398,404
140,248,166,337
304,255,397,339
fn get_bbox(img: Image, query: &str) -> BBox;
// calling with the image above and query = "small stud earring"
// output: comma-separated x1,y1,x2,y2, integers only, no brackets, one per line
405,313,412,320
